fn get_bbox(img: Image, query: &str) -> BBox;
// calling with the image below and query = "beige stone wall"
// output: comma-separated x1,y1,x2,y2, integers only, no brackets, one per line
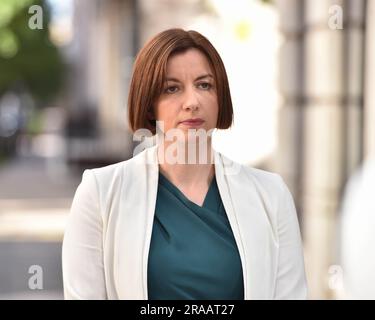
71,0,135,160
275,0,368,299
364,0,375,159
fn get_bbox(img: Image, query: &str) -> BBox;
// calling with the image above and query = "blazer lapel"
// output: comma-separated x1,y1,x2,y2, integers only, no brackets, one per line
214,150,277,299
115,144,159,299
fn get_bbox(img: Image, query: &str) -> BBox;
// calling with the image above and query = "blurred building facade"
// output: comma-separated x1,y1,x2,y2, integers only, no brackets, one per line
65,0,138,166
275,0,373,299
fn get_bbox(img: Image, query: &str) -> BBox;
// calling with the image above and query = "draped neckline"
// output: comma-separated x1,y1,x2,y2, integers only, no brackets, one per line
158,172,216,209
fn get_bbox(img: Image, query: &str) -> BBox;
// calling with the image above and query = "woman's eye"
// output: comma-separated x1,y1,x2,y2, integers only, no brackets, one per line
164,86,178,93
198,82,212,90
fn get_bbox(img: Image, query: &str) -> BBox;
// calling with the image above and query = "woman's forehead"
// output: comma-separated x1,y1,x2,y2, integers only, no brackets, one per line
165,49,213,77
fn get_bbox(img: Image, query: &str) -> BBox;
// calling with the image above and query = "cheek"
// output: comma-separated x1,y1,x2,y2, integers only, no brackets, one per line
211,100,219,125
209,96,219,116
154,102,168,120
208,92,218,106
154,103,177,128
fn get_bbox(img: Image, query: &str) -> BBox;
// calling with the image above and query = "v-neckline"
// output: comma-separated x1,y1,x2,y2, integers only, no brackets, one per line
158,172,215,209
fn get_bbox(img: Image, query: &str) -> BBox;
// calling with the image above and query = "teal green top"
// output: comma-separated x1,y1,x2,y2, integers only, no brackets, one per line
147,172,244,300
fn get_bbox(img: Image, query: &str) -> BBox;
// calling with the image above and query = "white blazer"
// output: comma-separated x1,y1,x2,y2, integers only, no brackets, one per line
62,144,308,300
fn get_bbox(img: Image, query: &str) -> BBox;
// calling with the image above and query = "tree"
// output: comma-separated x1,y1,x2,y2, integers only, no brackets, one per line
0,0,65,106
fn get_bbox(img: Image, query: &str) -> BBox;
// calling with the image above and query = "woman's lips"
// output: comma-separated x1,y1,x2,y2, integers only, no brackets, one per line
179,119,205,127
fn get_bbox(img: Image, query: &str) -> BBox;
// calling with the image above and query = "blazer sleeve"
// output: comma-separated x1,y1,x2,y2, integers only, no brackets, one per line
273,177,308,300
62,169,107,299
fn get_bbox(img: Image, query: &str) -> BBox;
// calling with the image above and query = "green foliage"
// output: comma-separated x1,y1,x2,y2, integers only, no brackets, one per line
26,107,43,135
0,0,34,28
0,0,65,105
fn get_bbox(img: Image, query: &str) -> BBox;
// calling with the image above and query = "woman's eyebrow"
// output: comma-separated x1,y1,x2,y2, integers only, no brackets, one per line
165,74,214,82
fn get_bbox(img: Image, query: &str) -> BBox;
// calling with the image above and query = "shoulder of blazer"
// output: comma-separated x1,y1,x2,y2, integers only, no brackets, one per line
89,160,126,188
237,164,292,241
219,150,286,199
83,148,149,205
244,165,285,196
87,145,150,181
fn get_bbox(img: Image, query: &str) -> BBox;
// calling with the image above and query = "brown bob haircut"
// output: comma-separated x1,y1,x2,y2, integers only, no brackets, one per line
127,28,234,135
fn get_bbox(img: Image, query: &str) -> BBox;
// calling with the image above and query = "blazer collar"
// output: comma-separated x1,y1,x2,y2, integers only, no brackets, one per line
114,144,276,300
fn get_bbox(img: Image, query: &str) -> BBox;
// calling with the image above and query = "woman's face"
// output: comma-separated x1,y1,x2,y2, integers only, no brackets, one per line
153,48,218,144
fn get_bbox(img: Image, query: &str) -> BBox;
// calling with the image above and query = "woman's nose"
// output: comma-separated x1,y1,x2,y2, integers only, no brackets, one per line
182,87,199,110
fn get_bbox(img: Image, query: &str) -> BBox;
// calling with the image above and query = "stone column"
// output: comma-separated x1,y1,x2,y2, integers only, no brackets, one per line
302,0,366,299
275,0,305,217
364,0,375,159
276,0,367,299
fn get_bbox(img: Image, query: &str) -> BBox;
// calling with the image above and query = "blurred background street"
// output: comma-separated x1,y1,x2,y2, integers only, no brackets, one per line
0,154,80,299
1,0,375,299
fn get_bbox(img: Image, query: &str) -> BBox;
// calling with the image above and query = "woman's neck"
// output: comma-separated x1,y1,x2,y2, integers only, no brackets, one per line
157,141,215,189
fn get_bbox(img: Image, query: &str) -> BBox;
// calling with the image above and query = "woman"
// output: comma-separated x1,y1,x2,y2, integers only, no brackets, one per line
62,28,308,300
